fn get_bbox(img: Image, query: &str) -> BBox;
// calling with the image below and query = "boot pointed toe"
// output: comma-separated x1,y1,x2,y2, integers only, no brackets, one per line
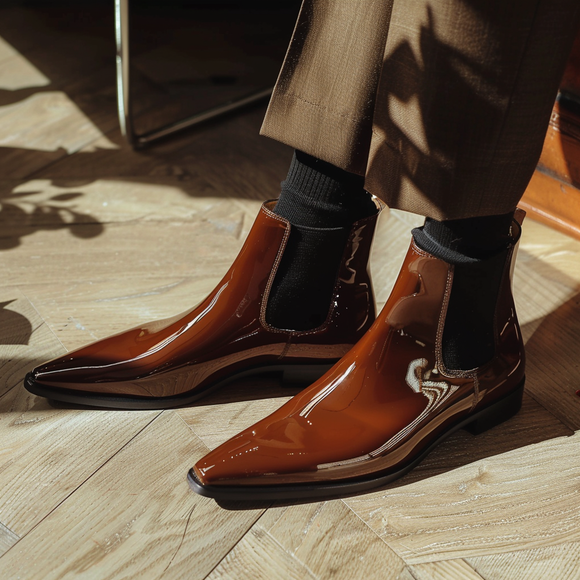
25,201,382,409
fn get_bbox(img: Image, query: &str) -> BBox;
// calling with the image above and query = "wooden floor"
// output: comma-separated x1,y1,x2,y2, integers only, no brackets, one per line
2,4,580,579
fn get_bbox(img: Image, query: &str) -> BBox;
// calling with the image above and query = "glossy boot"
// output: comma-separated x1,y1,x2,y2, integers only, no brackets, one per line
24,201,381,409
189,210,526,501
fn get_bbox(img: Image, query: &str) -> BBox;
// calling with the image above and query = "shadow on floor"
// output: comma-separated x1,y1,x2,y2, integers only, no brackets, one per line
0,300,33,345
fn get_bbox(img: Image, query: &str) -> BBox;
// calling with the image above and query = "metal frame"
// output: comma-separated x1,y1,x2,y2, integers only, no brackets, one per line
114,0,273,148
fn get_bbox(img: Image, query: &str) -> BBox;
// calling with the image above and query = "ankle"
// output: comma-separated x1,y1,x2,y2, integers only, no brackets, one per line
274,151,375,228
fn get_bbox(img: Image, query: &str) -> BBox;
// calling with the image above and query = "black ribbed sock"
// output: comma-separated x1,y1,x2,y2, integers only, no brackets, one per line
274,151,376,228
266,151,376,331
412,212,514,370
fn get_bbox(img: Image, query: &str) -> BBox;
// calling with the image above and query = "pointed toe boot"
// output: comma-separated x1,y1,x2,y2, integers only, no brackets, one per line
24,201,381,409
188,210,526,501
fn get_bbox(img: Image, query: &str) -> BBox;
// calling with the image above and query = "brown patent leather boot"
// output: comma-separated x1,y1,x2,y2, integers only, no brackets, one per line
24,200,381,409
189,209,526,501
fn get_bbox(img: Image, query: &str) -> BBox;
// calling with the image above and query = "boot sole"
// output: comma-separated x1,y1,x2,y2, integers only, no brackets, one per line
23,363,334,410
188,377,525,502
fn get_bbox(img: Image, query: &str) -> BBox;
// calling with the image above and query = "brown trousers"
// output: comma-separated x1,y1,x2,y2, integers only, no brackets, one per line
261,0,580,219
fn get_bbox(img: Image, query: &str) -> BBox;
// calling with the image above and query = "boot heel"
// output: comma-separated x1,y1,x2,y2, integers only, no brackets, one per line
464,378,525,435
281,364,333,387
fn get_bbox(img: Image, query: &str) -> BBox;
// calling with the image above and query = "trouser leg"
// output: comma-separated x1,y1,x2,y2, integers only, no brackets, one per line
260,0,393,176
262,0,580,219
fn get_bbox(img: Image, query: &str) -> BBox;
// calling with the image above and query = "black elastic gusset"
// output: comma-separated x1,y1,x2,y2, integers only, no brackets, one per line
412,212,513,370
265,225,350,331
267,151,376,331
273,150,376,228
441,250,508,370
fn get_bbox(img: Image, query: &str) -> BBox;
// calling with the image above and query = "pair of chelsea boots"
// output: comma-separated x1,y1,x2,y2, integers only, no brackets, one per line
25,201,526,501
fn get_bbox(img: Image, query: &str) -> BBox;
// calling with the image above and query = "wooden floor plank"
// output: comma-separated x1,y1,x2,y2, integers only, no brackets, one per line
0,3,169,181
0,523,18,559
0,386,159,537
0,44,50,94
0,69,119,179
0,7,112,89
512,219,580,432
0,412,263,580
207,526,319,580
467,542,580,580
1,175,219,227
518,218,580,283
410,560,485,580
1,180,260,285
36,107,291,202
345,430,580,564
1,209,246,289
264,500,407,580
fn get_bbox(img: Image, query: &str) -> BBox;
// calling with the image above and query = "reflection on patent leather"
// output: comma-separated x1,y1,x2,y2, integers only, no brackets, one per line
24,200,381,409
189,211,526,501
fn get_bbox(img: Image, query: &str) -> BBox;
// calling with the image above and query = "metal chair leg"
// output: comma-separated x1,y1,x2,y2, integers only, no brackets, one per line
114,0,273,149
